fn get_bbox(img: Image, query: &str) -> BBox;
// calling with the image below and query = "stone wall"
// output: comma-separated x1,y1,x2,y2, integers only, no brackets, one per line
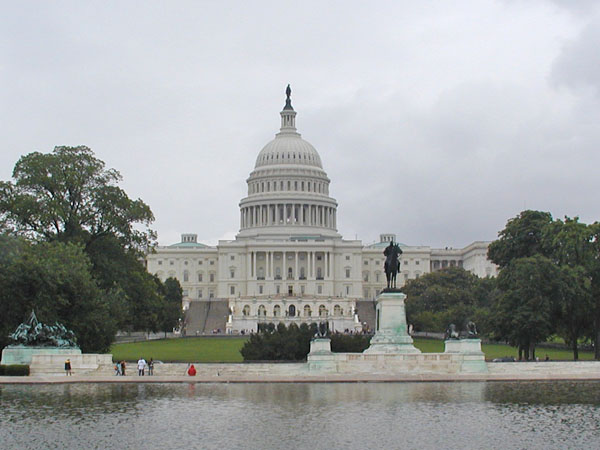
30,354,113,376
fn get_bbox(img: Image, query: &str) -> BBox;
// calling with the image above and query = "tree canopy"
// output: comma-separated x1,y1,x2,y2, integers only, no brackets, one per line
0,146,180,353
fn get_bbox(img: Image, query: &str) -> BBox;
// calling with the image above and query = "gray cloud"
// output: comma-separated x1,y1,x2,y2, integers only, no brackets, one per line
1,1,599,248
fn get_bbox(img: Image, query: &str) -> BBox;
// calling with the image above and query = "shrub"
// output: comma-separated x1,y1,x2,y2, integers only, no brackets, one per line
330,333,372,353
0,364,30,376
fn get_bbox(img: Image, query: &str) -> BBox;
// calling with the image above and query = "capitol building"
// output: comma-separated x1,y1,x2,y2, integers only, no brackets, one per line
146,88,497,334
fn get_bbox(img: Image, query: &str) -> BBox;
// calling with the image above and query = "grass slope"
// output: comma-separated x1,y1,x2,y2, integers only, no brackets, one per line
110,337,594,363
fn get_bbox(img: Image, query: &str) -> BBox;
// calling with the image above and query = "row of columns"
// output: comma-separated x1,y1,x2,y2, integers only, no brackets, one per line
240,203,336,229
246,251,331,280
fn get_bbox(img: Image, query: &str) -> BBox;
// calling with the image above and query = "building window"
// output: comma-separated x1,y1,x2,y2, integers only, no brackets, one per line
170,261,174,266
158,260,163,265
317,285,323,294
288,285,293,295
301,285,305,294
184,261,188,266
287,267,293,279
334,305,342,316
375,273,380,282
275,267,281,280
199,260,203,265
346,286,351,295
198,289,203,298
363,272,369,282
198,273,203,282
259,285,263,294
273,305,280,317
346,255,350,261
317,267,323,280
304,305,311,317
183,271,189,282
364,260,368,265
209,273,215,282
183,290,188,296
230,270,235,279
243,305,250,316
319,305,327,317
345,268,350,278
416,260,420,265
210,260,214,265
288,305,296,317
209,290,214,298
258,305,266,316
230,286,235,295
230,255,235,261
276,285,280,294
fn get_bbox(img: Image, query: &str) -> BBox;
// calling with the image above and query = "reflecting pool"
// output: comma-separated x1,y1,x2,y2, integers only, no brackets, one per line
1,381,600,449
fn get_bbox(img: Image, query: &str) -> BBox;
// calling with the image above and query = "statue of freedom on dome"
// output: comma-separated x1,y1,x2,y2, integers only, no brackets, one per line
284,84,293,110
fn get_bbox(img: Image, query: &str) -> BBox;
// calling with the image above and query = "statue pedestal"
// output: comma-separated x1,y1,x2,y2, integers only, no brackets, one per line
364,291,420,354
307,338,337,372
444,339,487,373
1,346,81,365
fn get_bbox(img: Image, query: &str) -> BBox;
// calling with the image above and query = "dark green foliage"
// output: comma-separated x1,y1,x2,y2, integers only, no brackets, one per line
0,146,175,352
241,323,373,360
403,267,496,333
330,333,371,352
0,365,30,376
159,278,183,336
487,210,553,268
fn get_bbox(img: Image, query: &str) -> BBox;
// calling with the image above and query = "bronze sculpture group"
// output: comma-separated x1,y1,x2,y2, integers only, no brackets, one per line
8,311,77,348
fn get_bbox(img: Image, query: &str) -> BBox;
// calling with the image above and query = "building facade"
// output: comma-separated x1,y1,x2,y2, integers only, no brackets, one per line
146,90,498,333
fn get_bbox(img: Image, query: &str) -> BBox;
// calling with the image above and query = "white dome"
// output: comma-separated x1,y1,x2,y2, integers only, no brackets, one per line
255,134,323,169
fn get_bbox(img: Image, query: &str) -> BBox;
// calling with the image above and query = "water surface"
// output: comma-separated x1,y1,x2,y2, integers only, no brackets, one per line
2,381,599,449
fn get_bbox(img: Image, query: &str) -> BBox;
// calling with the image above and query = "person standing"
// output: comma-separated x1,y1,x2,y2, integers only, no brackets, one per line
148,358,154,376
64,358,72,376
137,357,146,376
121,360,126,376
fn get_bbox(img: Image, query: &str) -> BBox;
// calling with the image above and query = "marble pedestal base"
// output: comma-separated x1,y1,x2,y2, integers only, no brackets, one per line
364,291,420,354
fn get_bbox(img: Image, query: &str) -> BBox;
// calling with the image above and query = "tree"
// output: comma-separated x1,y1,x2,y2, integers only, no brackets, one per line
488,210,553,268
542,217,595,360
404,267,495,333
0,146,155,252
491,255,561,360
0,240,117,352
160,277,183,338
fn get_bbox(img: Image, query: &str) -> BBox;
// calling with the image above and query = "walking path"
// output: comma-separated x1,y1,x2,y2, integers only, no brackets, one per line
3,371,600,384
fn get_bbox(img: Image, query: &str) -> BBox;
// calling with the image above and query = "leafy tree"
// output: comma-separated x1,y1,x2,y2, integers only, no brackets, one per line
542,217,595,359
0,146,155,251
488,210,553,268
491,255,560,360
0,240,117,352
404,267,495,333
159,277,183,337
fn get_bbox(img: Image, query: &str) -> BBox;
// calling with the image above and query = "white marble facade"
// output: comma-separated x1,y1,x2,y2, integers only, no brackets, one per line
146,91,498,333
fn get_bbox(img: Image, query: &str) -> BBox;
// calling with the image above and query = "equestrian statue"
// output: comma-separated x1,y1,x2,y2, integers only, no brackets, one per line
383,240,402,290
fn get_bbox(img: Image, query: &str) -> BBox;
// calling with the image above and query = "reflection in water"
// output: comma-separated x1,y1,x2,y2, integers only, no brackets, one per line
1,382,600,449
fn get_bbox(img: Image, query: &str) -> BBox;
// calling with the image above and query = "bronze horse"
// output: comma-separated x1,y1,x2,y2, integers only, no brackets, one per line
383,241,402,289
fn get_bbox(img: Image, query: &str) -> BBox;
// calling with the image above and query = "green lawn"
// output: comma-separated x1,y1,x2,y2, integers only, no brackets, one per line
110,336,594,363
110,337,248,363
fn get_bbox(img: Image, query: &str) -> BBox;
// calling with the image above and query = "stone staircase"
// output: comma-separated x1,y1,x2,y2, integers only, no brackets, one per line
355,300,377,332
185,300,229,335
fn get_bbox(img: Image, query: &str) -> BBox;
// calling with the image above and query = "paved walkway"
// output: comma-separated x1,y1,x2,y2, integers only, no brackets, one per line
3,372,600,384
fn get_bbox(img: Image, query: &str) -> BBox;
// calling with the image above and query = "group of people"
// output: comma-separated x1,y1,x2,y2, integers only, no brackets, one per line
113,358,154,376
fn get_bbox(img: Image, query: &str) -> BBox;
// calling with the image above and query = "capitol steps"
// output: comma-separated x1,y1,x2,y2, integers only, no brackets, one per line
185,300,229,335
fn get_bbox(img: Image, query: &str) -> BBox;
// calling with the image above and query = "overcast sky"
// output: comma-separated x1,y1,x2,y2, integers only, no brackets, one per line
2,0,600,248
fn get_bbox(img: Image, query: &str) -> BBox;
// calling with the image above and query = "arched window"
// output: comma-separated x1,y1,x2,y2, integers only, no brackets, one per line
273,305,281,317
243,305,250,316
334,305,342,316
319,305,327,317
183,270,189,282
304,305,312,317
289,304,296,317
258,305,266,317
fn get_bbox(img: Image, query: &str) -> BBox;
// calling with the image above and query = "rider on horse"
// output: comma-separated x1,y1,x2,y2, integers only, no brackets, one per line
383,240,402,290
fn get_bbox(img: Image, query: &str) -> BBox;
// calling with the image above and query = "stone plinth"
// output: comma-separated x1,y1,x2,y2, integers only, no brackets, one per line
364,291,420,354
444,339,487,373
1,346,81,365
29,353,113,375
307,338,337,372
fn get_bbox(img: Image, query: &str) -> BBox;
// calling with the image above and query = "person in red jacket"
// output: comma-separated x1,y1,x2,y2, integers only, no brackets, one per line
187,364,196,376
